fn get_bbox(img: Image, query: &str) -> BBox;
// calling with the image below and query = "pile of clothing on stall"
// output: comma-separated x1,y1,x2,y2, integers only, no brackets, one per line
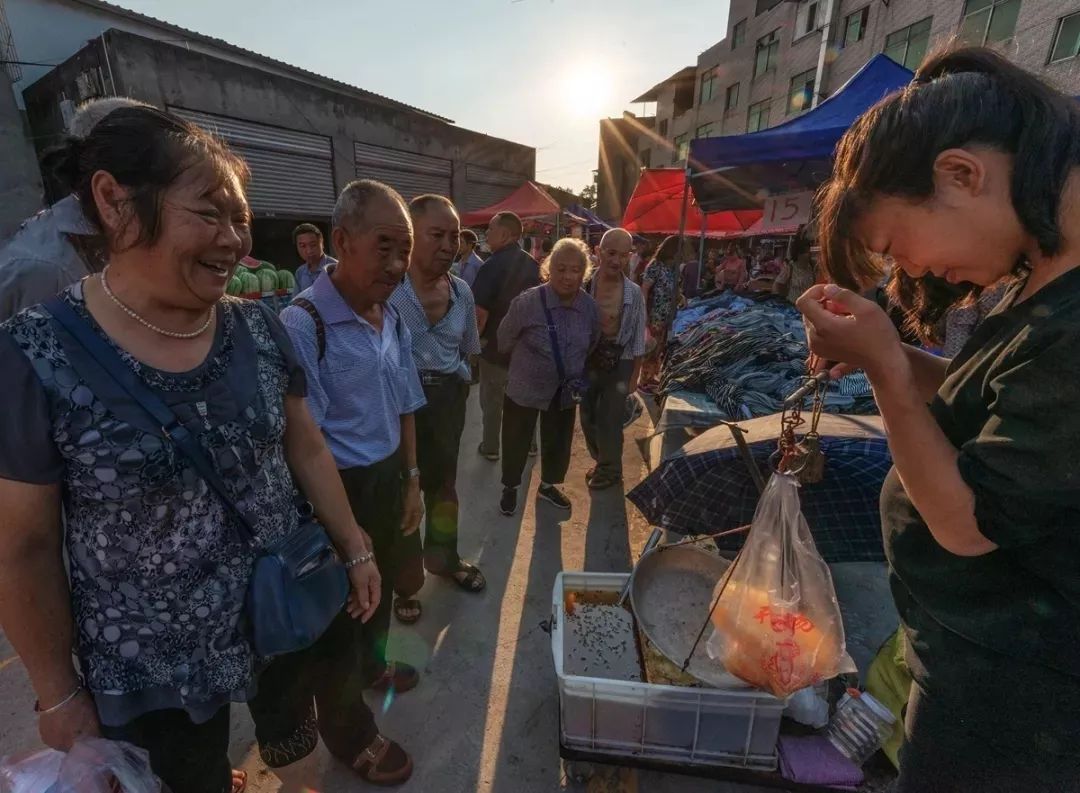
662,293,878,419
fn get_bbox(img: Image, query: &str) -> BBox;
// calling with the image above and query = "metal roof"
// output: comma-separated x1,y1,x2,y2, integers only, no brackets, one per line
68,0,453,123
630,66,697,104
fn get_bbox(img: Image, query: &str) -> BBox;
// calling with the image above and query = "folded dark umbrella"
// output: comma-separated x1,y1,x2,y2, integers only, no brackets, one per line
628,413,891,563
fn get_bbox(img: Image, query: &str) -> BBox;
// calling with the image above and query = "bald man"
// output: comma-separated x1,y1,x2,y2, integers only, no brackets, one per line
580,228,648,490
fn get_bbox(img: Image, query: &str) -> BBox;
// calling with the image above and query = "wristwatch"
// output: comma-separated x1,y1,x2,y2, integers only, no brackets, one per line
405,467,420,480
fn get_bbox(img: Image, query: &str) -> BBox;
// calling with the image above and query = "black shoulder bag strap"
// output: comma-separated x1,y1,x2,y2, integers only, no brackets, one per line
290,297,325,362
45,297,258,544
539,287,568,384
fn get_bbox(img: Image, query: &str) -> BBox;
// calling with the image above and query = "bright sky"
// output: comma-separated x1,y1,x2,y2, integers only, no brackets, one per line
112,0,730,192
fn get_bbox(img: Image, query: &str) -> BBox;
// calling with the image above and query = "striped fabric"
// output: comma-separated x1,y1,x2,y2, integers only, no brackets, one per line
389,274,481,381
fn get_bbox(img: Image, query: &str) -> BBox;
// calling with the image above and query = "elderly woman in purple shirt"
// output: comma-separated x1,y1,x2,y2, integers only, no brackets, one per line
497,239,599,517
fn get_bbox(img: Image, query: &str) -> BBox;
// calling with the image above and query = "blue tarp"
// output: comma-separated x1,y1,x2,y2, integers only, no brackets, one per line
688,55,913,211
565,203,649,242
564,204,613,230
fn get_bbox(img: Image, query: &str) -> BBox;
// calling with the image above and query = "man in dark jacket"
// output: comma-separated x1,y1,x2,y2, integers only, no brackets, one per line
471,211,540,460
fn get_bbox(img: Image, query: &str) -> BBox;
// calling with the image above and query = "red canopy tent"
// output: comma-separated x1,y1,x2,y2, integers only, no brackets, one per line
621,168,761,237
460,181,561,227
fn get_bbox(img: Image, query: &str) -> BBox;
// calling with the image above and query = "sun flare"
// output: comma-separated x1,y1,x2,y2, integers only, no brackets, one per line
560,59,615,119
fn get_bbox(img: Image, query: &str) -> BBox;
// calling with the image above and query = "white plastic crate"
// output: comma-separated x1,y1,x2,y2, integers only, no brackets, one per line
552,571,785,771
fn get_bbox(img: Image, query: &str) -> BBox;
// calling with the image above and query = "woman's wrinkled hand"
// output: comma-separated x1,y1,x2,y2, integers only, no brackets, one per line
346,560,381,623
39,689,101,751
401,479,423,537
796,284,905,380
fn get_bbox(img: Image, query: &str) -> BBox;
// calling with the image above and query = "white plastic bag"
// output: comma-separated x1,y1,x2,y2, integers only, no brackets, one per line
784,686,831,728
0,739,161,793
0,749,61,793
707,473,855,698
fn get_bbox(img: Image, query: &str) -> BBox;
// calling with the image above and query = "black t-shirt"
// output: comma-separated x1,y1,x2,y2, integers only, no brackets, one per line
883,267,1080,686
471,244,540,366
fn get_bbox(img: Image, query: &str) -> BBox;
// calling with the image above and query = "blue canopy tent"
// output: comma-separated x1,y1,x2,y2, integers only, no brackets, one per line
565,203,649,243
564,204,612,231
687,55,913,212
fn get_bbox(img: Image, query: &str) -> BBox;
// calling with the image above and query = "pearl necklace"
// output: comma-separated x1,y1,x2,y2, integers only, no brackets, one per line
100,265,214,339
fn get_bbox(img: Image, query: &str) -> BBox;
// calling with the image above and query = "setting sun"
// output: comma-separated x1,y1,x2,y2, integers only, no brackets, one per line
559,59,615,119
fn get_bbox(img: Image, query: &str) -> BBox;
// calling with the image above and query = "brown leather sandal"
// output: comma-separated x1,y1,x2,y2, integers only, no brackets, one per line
352,735,413,786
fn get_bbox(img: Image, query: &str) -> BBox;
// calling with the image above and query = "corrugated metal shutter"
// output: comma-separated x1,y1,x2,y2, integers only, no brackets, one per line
354,143,452,201
169,107,336,218
464,164,528,210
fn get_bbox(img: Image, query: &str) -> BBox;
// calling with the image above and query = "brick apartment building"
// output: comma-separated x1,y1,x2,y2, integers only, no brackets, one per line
597,0,1080,221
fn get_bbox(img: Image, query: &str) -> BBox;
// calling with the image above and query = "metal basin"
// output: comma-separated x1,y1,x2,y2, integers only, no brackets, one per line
629,543,751,689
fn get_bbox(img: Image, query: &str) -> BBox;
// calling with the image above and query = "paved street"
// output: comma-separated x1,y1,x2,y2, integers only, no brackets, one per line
0,392,765,793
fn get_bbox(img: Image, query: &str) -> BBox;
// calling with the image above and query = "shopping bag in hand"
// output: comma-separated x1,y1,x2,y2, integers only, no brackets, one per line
1,739,161,793
706,473,855,698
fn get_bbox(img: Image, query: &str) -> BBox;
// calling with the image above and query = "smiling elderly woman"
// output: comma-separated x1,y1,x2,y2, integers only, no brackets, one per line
0,108,406,793
797,47,1080,792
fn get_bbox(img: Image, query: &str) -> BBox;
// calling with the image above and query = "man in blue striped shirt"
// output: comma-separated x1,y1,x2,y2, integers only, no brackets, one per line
389,196,485,622
282,180,426,699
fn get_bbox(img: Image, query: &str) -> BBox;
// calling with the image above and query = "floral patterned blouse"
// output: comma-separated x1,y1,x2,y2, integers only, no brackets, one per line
0,285,306,726
643,260,679,329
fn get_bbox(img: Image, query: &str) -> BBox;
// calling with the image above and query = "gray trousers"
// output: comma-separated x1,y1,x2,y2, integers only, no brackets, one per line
479,358,509,455
581,358,635,479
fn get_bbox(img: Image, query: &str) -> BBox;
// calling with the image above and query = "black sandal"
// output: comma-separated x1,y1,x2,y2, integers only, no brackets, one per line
393,597,422,625
588,472,622,491
445,561,486,593
352,735,413,786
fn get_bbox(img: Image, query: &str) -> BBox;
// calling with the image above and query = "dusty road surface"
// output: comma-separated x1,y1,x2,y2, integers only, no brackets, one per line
0,391,775,793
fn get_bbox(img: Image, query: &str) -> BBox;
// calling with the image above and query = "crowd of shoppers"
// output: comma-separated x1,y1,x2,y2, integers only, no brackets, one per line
0,98,652,793
4,44,1070,793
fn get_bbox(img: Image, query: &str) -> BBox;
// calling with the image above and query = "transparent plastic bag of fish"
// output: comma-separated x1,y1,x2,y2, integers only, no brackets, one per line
706,473,855,698
0,739,161,793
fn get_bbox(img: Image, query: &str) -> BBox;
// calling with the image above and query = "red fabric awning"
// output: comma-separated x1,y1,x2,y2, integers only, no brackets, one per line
460,181,561,227
621,168,761,237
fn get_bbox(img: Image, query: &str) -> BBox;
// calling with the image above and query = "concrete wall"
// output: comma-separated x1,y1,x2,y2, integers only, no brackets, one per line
0,66,42,240
22,29,535,215
5,0,199,109
596,115,652,222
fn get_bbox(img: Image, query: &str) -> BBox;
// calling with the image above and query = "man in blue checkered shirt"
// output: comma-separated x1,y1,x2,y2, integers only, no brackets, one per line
282,180,427,698
388,196,486,621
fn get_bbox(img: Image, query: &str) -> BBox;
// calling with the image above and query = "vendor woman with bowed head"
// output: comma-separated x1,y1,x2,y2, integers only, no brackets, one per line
797,47,1080,791
0,107,412,793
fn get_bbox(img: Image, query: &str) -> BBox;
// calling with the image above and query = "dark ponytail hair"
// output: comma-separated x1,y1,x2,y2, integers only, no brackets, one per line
651,234,689,267
816,45,1080,339
48,106,250,250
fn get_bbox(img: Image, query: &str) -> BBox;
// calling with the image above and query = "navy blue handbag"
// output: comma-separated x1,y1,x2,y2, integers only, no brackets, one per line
46,297,349,658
